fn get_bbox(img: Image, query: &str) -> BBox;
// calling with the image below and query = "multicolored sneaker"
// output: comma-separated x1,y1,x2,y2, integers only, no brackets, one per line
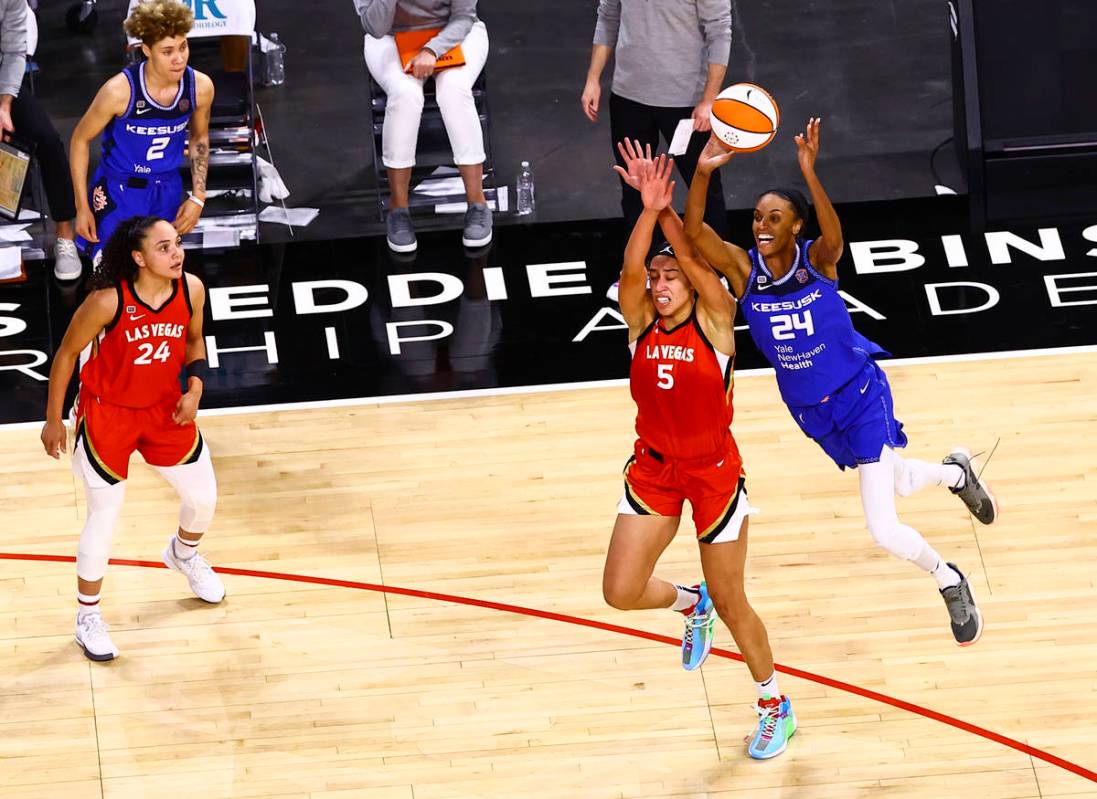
747,695,796,759
681,582,716,671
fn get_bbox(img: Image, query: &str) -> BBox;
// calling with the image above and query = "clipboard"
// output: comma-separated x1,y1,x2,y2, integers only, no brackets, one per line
0,133,34,221
394,28,466,72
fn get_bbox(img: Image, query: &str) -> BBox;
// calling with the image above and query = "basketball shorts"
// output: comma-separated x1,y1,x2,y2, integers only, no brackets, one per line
76,168,184,259
617,438,757,544
788,359,908,470
74,392,204,486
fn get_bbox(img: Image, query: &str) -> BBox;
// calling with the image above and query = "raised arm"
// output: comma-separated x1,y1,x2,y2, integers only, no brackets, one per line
683,138,752,295
618,210,657,341
40,290,119,458
638,160,735,354
798,117,843,279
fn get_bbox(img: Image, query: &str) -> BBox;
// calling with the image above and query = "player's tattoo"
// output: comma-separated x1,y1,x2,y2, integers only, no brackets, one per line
192,141,209,197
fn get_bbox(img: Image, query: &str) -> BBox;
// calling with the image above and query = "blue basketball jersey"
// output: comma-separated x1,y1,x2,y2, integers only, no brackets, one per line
738,239,886,406
101,62,196,177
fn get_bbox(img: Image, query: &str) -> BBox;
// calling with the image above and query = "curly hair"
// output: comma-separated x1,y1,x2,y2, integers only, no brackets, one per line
124,0,194,46
89,216,164,291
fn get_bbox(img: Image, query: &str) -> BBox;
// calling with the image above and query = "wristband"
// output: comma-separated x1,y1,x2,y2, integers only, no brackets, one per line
185,358,208,382
186,192,205,208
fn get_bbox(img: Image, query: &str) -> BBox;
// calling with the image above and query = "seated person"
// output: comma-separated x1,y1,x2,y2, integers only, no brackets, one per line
0,0,82,279
354,0,491,252
70,0,213,262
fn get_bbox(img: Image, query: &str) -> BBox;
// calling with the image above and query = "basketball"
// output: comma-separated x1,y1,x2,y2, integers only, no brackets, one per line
710,83,780,152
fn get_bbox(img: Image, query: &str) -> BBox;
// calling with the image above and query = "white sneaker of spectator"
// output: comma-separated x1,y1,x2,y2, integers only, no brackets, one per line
54,238,83,281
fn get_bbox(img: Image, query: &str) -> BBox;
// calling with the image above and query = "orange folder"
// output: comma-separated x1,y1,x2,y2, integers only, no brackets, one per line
395,28,466,72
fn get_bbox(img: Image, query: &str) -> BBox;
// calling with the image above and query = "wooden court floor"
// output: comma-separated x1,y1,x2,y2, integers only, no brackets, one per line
2,350,1096,799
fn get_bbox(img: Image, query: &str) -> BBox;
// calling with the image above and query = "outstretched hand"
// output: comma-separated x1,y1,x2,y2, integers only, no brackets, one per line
697,135,736,175
637,154,675,212
612,138,655,191
795,117,822,175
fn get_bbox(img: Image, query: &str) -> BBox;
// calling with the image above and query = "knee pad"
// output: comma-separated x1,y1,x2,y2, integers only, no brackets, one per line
76,482,126,582
179,484,217,533
866,518,925,562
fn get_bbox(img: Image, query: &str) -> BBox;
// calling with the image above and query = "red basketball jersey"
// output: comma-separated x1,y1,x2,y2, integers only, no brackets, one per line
630,310,735,460
79,277,192,408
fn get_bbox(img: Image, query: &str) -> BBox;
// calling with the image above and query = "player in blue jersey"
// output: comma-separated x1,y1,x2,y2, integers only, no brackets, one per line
683,118,998,646
69,0,213,261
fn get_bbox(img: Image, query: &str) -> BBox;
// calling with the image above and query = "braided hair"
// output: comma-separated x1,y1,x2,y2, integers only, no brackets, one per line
88,216,164,291
756,187,811,240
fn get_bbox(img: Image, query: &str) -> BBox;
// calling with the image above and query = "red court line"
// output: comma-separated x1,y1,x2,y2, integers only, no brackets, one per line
5,551,1095,783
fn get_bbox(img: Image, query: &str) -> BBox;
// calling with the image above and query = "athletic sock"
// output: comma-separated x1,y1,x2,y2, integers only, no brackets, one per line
173,535,200,561
757,673,781,700
931,559,962,590
945,463,966,490
671,584,701,613
77,591,100,618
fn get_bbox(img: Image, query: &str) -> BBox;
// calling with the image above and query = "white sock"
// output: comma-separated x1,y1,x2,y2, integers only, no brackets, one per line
931,560,962,590
893,452,965,495
173,535,199,561
77,591,100,617
670,584,701,612
757,673,780,700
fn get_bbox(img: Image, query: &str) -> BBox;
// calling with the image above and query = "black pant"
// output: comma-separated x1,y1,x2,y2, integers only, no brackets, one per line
11,76,76,223
609,92,728,243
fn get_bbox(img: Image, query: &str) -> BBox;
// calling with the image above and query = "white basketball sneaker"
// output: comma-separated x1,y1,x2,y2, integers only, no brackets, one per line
162,538,226,603
75,611,119,662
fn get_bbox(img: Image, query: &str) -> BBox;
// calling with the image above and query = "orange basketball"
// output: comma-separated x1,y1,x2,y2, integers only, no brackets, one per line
710,83,780,152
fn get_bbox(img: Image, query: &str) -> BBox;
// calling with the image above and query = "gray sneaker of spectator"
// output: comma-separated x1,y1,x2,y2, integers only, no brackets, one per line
54,238,83,281
462,202,493,248
386,207,417,253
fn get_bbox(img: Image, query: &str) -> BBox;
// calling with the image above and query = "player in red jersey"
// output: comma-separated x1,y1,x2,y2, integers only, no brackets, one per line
40,216,224,662
601,144,795,759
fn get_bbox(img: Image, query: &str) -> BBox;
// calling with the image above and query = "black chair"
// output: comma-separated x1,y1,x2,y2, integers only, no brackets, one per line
366,67,498,221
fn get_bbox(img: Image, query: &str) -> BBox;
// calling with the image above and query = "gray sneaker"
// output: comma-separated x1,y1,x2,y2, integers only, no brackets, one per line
940,563,983,646
54,237,83,281
943,447,998,525
462,202,493,248
386,207,417,253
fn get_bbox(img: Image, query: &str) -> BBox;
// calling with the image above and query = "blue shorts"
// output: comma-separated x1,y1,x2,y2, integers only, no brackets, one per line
76,168,183,259
787,359,907,470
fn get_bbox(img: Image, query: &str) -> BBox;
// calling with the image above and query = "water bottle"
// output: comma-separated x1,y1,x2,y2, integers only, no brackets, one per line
516,161,535,215
266,33,286,86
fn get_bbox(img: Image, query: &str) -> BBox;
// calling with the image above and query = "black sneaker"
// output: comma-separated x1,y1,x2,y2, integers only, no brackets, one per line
943,447,998,525
940,563,983,646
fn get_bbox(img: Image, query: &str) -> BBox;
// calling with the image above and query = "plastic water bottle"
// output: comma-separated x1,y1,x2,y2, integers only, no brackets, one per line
266,33,286,86
516,161,535,215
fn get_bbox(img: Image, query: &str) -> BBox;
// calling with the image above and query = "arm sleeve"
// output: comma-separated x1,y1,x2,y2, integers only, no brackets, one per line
423,0,477,58
698,0,732,66
0,0,28,98
353,0,398,39
592,0,621,47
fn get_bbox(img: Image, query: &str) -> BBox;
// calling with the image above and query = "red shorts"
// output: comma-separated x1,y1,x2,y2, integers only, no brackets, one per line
75,393,203,484
618,438,755,543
